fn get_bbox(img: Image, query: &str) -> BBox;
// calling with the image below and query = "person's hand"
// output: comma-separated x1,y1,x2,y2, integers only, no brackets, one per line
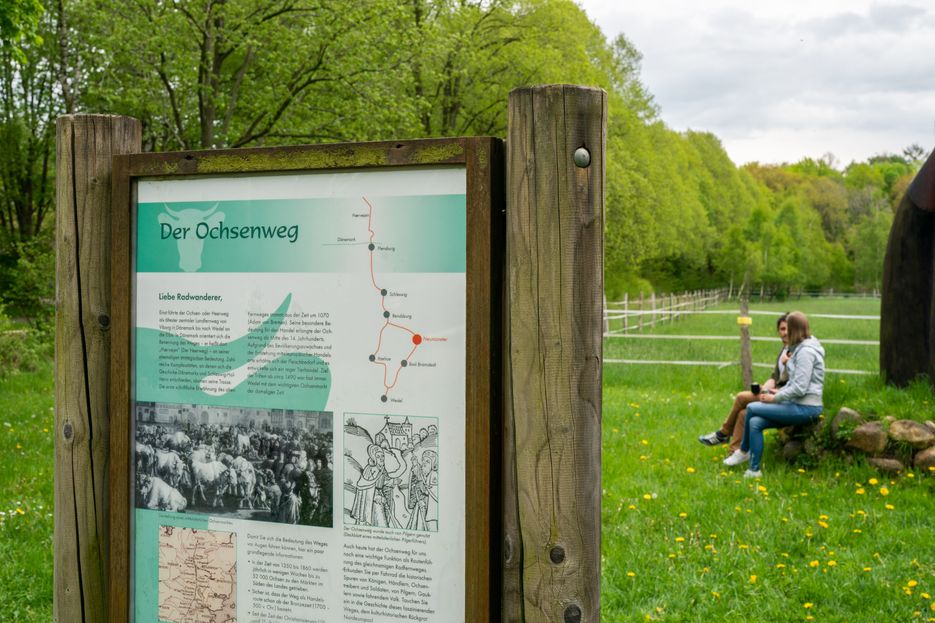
759,392,775,403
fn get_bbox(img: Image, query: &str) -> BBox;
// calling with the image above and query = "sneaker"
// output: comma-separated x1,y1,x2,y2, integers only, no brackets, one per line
723,450,750,466
743,469,763,479
698,430,729,446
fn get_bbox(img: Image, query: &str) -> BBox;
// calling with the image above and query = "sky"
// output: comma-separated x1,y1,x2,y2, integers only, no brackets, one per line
575,0,935,167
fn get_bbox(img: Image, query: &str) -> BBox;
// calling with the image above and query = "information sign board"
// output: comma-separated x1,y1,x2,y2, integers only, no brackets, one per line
110,138,501,622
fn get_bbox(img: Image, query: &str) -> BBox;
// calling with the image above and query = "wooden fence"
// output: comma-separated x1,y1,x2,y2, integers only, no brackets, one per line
604,288,727,334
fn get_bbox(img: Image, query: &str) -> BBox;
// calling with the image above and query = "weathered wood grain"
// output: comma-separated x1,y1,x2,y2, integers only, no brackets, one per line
55,115,141,622
504,85,605,622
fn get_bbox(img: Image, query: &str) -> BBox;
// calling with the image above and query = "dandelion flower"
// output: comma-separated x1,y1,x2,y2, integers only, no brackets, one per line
880,487,890,496
909,580,919,588
856,488,866,495
749,575,757,583
863,567,872,572
868,478,878,485
886,504,895,510
818,521,829,529
678,512,687,518
675,537,685,543
828,560,837,567
809,560,820,568
643,494,652,500
686,467,695,474
627,571,636,577
641,439,649,445
804,603,813,609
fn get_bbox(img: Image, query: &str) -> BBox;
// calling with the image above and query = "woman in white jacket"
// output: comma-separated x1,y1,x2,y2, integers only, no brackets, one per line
731,311,825,478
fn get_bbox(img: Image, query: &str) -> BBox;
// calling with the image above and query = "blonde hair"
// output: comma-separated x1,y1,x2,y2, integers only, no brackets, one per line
785,311,811,347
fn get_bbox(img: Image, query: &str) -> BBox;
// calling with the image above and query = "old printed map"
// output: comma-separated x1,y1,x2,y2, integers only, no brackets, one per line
158,526,237,623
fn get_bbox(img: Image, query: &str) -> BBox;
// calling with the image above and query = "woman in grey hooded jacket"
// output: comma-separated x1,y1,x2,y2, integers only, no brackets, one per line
732,311,825,478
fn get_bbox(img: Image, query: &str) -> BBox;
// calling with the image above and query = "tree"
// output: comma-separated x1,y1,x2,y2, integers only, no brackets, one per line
0,0,43,61
78,0,414,150
0,0,59,244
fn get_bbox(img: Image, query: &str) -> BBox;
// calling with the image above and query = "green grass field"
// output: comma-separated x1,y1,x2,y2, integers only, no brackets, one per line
2,297,934,621
0,363,54,622
602,297,935,622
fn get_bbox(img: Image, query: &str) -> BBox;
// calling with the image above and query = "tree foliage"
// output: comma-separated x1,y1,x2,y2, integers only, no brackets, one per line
0,0,922,317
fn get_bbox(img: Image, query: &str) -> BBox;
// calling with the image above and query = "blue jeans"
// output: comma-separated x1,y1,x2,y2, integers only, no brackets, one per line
741,402,823,471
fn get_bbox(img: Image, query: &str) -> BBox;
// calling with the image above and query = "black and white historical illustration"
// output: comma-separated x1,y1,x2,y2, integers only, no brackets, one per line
343,414,439,532
134,401,334,527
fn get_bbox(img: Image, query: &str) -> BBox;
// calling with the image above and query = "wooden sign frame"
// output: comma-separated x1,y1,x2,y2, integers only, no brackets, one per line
109,137,503,622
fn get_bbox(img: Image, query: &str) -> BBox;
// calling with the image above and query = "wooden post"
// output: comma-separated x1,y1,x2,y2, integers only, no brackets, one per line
623,293,629,332
650,292,656,328
54,114,141,622
739,297,753,387
503,85,604,623
638,292,643,331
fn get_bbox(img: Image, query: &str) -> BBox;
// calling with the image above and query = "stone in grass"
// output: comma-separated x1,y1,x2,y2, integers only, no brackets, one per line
925,421,935,435
783,440,805,463
830,407,864,439
888,419,935,450
915,446,935,472
846,422,888,455
868,457,905,474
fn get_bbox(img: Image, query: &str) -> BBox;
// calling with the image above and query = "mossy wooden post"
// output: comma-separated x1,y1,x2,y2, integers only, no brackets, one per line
55,114,141,622
502,85,604,622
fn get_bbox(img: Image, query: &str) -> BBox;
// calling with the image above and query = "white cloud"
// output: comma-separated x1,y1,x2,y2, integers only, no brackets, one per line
576,0,935,165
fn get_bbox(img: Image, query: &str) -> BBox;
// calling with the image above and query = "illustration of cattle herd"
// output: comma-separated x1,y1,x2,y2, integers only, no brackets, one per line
134,423,333,527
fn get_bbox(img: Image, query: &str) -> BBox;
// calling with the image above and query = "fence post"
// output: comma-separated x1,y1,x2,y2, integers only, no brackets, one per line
54,114,141,622
638,292,644,331
650,292,656,328
623,292,629,332
503,85,604,623
739,297,753,387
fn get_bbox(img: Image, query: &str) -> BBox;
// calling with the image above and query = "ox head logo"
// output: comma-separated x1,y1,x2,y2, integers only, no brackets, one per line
158,203,224,272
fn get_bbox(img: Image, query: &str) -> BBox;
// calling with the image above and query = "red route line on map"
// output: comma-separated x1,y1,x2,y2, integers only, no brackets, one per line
363,196,426,396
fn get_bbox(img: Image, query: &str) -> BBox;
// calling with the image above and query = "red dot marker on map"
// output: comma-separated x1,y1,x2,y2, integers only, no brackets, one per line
412,334,423,345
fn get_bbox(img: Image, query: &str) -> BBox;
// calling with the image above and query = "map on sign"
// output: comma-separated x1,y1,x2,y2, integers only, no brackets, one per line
158,526,237,623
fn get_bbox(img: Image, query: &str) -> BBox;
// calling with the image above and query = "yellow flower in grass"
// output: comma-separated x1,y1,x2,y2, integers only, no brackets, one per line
923,593,931,600
627,571,636,577
868,478,878,485
827,560,837,567
886,504,895,510
776,563,786,569
908,580,919,588
643,494,652,501
686,467,696,474
675,537,685,543
930,601,935,611
880,487,890,496
809,560,820,568
641,439,649,445
856,488,866,495
749,575,757,583
818,521,829,529
864,567,873,572
907,472,915,478
678,512,688,518
804,603,813,609
711,591,720,600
